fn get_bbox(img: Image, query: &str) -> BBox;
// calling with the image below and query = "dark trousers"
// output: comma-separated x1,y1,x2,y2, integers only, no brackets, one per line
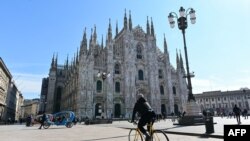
138,112,154,135
236,114,241,124
39,121,44,129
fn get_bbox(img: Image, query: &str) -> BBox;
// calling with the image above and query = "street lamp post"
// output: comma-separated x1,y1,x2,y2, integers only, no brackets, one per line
168,7,203,125
168,7,196,102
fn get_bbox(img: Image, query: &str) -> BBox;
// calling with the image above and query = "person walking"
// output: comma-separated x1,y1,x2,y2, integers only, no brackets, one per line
38,113,47,129
233,104,241,124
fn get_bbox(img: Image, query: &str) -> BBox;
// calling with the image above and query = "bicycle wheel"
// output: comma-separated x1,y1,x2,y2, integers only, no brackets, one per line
152,130,169,141
128,129,143,141
43,121,50,129
66,122,73,128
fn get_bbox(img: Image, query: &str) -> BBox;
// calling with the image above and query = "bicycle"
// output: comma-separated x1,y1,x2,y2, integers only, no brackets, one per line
128,120,169,141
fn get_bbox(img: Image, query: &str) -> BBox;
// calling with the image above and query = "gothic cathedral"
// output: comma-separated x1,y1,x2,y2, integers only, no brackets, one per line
44,11,188,119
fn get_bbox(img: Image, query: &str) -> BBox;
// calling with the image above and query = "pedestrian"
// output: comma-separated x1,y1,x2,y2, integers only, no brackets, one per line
233,104,241,124
243,109,248,119
38,113,47,129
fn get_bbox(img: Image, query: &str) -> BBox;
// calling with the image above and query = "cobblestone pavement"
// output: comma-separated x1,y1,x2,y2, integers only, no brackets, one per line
0,116,249,141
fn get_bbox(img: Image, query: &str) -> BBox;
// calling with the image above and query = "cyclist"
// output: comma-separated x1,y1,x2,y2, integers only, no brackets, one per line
131,93,156,141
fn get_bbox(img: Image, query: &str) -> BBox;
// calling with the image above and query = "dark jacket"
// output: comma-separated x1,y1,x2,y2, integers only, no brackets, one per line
41,114,47,122
132,97,153,121
233,106,241,115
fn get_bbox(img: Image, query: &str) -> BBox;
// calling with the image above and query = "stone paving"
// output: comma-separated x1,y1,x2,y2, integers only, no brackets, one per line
0,116,249,141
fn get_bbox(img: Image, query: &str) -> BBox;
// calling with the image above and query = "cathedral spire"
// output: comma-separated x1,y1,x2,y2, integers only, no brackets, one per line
93,25,97,43
89,28,93,54
51,53,55,68
151,17,155,36
124,9,127,30
55,53,58,67
164,34,168,54
179,50,184,70
129,10,132,31
80,27,87,55
76,48,79,64
116,20,118,36
108,18,112,41
73,53,76,66
66,54,69,69
176,49,180,69
146,16,150,35
101,34,104,49
89,28,93,45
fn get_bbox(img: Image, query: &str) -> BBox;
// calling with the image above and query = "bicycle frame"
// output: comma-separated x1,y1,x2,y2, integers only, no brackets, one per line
129,121,169,141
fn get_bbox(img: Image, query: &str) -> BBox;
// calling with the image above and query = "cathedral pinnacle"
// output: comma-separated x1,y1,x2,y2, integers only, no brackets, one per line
93,25,97,43
51,53,55,68
146,16,150,35
124,9,127,30
116,20,118,36
179,50,184,70
101,34,104,49
129,10,132,31
66,54,69,69
151,17,155,36
108,18,112,41
164,34,168,54
80,27,87,55
176,49,180,69
55,53,58,67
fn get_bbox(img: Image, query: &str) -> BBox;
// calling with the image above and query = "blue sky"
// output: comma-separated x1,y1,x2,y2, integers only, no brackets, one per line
1,0,250,99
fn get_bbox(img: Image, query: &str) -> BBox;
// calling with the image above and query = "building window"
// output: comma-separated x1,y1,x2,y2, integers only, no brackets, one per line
137,44,143,59
238,102,242,108
158,69,163,79
231,103,234,108
115,82,120,93
96,80,102,92
172,86,176,95
160,85,164,95
138,70,144,80
114,64,120,74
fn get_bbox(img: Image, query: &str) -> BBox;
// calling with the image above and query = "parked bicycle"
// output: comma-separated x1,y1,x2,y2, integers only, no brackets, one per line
128,120,169,141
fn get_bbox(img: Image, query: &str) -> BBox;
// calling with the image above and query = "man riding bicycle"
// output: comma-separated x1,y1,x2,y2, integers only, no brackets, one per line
131,93,156,141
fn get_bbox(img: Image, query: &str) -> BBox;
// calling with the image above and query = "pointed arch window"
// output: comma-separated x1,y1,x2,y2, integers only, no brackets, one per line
115,82,120,93
172,86,176,95
159,69,163,79
114,64,120,74
138,70,144,80
160,85,164,95
137,44,143,59
96,80,102,92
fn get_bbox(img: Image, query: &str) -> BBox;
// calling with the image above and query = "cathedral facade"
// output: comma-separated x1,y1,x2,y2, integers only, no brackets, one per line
44,11,188,119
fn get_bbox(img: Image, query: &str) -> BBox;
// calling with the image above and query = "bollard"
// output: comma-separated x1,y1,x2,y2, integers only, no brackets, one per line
205,116,214,134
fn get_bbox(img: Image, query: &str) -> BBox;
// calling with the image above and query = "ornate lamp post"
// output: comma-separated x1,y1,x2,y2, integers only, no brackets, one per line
168,7,202,125
97,72,110,80
168,7,196,102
